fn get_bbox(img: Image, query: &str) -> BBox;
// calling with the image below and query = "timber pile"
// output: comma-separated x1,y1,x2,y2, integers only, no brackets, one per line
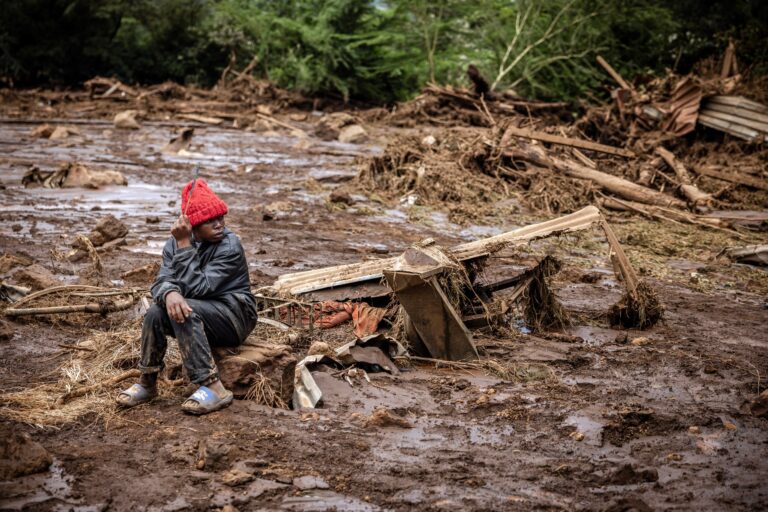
355,55,767,231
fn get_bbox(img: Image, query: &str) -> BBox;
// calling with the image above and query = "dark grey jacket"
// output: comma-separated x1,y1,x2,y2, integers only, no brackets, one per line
151,228,257,332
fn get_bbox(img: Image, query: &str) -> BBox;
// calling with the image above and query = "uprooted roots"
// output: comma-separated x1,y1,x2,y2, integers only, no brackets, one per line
523,257,570,332
244,373,289,409
610,280,664,329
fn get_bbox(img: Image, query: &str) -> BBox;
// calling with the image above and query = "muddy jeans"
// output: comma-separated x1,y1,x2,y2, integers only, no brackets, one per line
138,298,251,385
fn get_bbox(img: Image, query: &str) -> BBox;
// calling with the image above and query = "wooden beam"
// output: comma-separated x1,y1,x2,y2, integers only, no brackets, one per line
503,125,635,158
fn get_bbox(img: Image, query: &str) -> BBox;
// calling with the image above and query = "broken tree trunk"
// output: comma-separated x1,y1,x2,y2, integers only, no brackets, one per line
599,195,736,233
655,147,714,208
502,139,687,209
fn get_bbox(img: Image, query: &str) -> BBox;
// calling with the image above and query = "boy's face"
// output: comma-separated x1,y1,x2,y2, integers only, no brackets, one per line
193,215,226,243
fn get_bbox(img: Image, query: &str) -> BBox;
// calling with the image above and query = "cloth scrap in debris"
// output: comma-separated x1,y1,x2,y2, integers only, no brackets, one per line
281,300,387,337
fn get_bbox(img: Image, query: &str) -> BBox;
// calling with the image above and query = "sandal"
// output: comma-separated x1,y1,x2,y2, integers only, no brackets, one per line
181,386,233,416
116,383,157,408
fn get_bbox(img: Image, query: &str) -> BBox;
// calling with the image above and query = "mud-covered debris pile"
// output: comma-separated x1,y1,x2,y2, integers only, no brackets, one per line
356,130,510,223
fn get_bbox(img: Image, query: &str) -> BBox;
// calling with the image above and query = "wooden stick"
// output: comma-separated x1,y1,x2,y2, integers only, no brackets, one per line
58,344,96,352
691,165,768,191
58,369,140,404
255,113,307,136
596,55,631,90
655,147,714,207
4,297,138,317
503,125,635,158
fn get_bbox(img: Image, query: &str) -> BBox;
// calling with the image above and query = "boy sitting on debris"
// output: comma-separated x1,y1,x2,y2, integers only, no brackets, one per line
117,179,257,415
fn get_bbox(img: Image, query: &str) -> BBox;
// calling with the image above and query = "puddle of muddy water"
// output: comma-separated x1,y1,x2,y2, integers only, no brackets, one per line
280,490,381,511
0,459,81,511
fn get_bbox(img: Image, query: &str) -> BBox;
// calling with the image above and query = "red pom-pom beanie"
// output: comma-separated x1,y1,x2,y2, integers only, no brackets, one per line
181,179,228,227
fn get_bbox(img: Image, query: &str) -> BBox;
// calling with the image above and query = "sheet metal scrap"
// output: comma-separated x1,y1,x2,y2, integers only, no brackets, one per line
293,334,406,409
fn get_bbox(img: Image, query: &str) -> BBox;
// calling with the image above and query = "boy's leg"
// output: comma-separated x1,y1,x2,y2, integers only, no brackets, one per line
137,304,174,387
170,299,240,386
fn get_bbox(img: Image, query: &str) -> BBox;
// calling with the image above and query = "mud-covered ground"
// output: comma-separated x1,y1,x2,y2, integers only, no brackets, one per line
1,113,767,511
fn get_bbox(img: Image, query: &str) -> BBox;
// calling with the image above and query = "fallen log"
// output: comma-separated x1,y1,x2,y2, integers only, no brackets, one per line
503,125,635,158
502,139,686,209
655,147,714,208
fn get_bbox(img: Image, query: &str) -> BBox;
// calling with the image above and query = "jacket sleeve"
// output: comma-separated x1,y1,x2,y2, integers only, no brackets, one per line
150,238,182,306
171,238,244,299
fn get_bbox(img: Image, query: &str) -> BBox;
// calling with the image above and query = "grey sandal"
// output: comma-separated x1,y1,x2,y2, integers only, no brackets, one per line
116,383,157,408
181,386,233,415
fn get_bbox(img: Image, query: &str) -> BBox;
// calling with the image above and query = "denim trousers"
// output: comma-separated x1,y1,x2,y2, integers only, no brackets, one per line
138,299,251,385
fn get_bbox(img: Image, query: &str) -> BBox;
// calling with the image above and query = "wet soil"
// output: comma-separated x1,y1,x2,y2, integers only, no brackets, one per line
0,115,767,511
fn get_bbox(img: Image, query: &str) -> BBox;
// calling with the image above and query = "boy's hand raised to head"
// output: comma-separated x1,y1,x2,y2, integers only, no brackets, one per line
172,215,192,248
165,291,193,323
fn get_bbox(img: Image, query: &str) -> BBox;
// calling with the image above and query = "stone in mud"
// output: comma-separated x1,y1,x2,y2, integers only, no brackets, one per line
293,475,330,490
0,430,53,480
329,190,354,205
338,124,368,144
90,214,129,246
0,253,33,273
0,319,14,341
114,110,141,130
605,463,658,485
314,112,355,141
122,262,160,285
750,390,768,417
215,341,296,405
12,263,60,291
196,437,231,471
31,123,55,138
222,468,255,487
603,497,653,512
48,125,81,140
361,408,413,429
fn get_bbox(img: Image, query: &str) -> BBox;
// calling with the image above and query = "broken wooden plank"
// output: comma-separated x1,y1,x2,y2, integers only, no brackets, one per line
596,55,631,90
725,245,768,266
655,147,714,207
503,125,635,158
691,165,768,191
177,113,225,125
268,206,605,296
384,270,478,362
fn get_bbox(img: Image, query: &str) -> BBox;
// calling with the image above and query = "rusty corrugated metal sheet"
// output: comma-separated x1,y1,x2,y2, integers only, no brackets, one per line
662,76,702,136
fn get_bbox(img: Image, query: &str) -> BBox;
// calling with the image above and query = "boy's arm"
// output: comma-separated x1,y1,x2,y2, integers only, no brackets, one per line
150,238,183,307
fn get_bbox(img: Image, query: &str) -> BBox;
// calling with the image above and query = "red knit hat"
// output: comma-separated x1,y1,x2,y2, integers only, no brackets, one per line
181,179,228,227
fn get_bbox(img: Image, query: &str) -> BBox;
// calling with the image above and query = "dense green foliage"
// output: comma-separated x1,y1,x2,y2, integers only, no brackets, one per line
1,0,765,102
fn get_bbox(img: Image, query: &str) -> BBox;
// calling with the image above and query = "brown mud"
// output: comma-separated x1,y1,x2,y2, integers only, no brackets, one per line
0,104,767,511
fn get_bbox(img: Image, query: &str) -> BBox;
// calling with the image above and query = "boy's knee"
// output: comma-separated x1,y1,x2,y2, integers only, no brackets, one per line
143,304,167,327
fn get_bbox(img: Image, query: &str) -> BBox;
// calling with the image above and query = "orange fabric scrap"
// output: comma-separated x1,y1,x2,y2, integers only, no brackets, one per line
282,301,386,337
